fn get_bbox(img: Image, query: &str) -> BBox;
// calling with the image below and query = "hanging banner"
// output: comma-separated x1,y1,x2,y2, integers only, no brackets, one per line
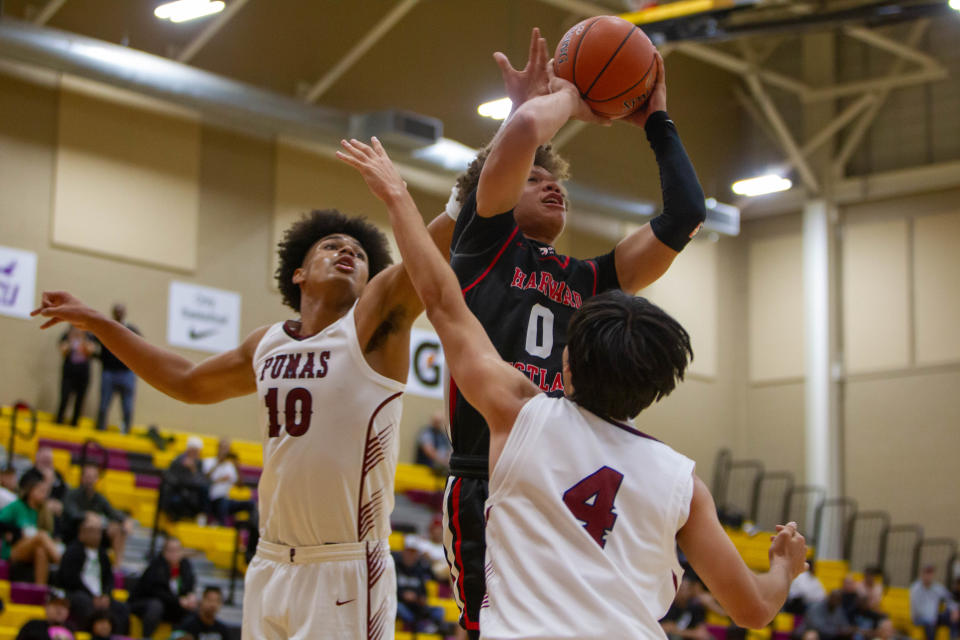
0,246,38,319
407,327,445,399
167,281,241,353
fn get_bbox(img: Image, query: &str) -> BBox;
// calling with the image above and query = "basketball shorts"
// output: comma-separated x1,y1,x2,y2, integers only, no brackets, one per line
443,473,489,640
242,538,396,640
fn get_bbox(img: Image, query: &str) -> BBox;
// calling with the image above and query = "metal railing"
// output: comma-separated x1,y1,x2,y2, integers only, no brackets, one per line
813,497,858,559
845,510,890,572
6,404,38,468
882,524,924,587
751,471,794,531
784,485,826,538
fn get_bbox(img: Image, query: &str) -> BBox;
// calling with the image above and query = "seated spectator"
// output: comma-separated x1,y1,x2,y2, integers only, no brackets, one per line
0,473,61,584
394,543,448,634
58,512,129,635
804,589,855,640
910,565,959,640
23,446,68,518
202,439,256,526
787,561,827,614
0,467,18,510
63,464,134,559
16,588,74,640
162,438,210,522
88,610,114,640
175,586,230,640
405,514,447,582
415,410,452,474
661,575,710,640
129,537,197,637
861,566,886,615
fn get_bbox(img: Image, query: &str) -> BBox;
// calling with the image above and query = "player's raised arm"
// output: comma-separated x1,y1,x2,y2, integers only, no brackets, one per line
337,138,538,434
677,474,809,629
614,54,707,293
32,292,264,404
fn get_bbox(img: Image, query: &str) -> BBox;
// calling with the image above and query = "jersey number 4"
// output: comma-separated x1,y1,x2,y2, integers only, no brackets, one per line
562,466,624,548
264,387,313,437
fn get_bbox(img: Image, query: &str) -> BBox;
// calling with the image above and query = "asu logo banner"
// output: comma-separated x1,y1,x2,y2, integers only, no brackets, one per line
0,246,38,320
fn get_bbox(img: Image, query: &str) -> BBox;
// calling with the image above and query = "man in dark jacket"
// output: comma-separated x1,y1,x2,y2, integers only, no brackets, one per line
161,438,210,522
59,512,129,634
62,464,133,559
175,586,231,640
129,537,197,637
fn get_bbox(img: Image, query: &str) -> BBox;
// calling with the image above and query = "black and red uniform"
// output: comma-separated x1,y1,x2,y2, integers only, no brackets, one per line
444,111,705,638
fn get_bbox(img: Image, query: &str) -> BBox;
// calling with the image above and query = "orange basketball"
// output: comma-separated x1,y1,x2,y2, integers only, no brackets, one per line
553,15,658,119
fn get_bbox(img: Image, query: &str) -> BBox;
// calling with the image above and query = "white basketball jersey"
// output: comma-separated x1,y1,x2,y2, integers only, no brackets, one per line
481,394,695,640
252,302,405,547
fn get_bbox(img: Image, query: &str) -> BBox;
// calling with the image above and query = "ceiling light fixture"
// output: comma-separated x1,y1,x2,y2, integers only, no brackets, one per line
950,0,960,12
154,0,225,23
477,97,512,120
411,138,477,171
731,174,793,197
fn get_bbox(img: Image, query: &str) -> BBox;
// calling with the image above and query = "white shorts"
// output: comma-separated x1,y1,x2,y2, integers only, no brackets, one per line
242,539,396,640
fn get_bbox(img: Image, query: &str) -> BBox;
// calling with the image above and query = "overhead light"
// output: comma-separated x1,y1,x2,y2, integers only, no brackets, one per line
477,97,512,120
411,138,477,171
154,0,225,23
731,174,793,197
951,0,960,11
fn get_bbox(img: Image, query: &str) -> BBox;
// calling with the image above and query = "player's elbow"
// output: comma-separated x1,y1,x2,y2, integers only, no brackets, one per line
505,108,549,148
727,602,777,630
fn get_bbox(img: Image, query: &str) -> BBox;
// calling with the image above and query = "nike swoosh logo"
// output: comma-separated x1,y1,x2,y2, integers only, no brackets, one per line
188,327,218,340
335,599,355,606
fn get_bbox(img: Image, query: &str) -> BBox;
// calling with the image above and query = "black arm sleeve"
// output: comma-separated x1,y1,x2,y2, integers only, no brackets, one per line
645,111,706,252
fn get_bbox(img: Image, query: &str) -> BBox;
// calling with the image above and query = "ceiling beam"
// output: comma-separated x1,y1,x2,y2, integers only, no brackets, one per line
842,24,941,71
32,0,65,25
177,0,251,64
532,0,607,17
303,0,419,103
675,42,809,97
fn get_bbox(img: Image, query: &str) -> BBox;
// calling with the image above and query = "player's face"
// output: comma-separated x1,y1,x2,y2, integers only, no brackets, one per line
295,234,370,296
514,166,567,243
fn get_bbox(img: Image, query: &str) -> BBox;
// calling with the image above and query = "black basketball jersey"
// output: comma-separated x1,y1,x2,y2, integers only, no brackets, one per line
448,189,620,460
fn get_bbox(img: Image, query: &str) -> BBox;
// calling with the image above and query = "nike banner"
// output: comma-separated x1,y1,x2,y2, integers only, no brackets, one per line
167,281,241,353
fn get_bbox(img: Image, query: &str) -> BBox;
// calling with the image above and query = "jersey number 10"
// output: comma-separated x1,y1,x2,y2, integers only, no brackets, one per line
264,387,313,437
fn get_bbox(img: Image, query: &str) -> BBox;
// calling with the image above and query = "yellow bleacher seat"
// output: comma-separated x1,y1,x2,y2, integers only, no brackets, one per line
389,531,405,551
112,588,129,602
815,559,850,592
0,580,9,602
773,613,796,632
0,603,46,630
0,627,17,640
76,632,92,640
427,597,461,623
129,616,172,640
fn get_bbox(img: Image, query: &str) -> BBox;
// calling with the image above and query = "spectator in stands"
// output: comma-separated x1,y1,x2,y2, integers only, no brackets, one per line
787,560,827,615
405,514,448,582
0,473,61,584
162,437,210,522
910,565,959,640
56,325,96,427
59,512,129,635
415,409,452,474
661,575,710,640
394,543,447,634
24,446,68,512
129,537,197,637
861,567,886,615
88,610,114,640
95,304,140,433
175,586,230,640
0,467,18,510
804,589,855,640
16,588,74,640
202,438,256,526
63,464,134,560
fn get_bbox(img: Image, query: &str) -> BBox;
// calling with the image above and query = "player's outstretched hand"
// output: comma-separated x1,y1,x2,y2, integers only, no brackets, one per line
31,291,100,331
623,52,667,129
336,137,408,203
547,61,612,127
768,521,808,582
493,27,551,112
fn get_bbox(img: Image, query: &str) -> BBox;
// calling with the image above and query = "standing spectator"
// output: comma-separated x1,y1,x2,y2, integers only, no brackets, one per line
58,512,129,634
202,439,255,526
161,438,210,522
63,464,133,559
661,575,710,640
129,537,197,637
415,409,452,473
175,586,230,640
16,589,74,640
787,561,828,614
394,544,447,633
804,590,855,640
0,473,61,584
910,565,959,640
0,467,18,510
56,326,95,426
95,304,140,433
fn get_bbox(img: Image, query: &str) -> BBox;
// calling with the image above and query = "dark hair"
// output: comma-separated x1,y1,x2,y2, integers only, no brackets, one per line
454,145,570,208
89,609,112,627
203,586,223,597
567,291,692,420
275,209,393,312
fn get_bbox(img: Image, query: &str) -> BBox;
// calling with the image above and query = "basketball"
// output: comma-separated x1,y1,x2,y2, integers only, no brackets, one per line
553,15,659,119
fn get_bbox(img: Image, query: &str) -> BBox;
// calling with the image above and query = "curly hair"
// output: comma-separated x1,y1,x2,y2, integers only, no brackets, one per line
275,209,393,312
454,144,571,208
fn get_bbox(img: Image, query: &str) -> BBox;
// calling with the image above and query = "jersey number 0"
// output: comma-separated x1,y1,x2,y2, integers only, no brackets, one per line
525,304,555,358
264,387,313,437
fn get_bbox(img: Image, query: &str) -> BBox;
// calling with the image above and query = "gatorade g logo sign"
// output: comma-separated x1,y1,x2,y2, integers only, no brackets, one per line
407,328,445,399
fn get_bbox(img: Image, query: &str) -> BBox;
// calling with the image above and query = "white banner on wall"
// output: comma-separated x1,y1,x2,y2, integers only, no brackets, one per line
407,327,445,399
0,246,38,319
167,281,241,354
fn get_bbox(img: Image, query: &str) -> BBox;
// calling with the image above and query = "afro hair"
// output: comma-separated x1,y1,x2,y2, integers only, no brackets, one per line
275,209,393,312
